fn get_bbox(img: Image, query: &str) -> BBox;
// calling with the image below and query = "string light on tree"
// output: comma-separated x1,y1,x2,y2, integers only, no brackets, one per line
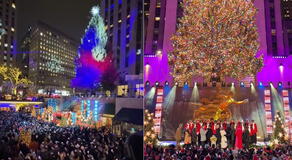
72,5,118,90
168,0,263,83
87,5,107,61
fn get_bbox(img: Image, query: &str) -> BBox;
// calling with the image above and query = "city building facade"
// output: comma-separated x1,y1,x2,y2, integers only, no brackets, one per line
19,21,78,96
0,0,17,67
99,0,143,97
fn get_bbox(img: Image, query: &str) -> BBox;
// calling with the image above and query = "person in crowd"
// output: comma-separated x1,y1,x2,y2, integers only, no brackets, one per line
235,121,243,149
210,135,217,148
191,122,198,146
175,123,183,147
220,126,227,149
230,120,236,149
0,111,129,160
199,125,207,147
215,123,221,148
206,124,213,147
243,120,250,148
184,130,191,146
144,144,292,160
195,120,201,146
250,119,258,145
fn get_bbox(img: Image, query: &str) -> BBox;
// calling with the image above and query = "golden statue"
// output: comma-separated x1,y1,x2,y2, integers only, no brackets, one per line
192,89,248,120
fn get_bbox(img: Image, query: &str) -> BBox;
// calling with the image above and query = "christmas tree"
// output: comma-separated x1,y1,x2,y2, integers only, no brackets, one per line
72,6,117,90
168,0,263,83
144,109,157,145
271,111,287,145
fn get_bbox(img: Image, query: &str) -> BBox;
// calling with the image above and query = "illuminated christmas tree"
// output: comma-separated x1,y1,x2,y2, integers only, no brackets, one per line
144,109,157,145
72,6,117,90
169,0,263,83
272,111,287,145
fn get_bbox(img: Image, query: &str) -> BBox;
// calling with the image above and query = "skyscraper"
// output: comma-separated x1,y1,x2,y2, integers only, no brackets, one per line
100,0,143,97
20,21,78,95
262,0,292,57
0,0,17,67
281,0,292,56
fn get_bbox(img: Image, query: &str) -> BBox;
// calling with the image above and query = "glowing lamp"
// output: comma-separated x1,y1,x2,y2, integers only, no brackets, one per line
259,82,263,86
155,81,159,86
194,82,197,86
240,82,244,87
278,82,282,87
231,82,234,86
165,81,169,86
156,50,162,56
279,63,284,72
175,82,178,86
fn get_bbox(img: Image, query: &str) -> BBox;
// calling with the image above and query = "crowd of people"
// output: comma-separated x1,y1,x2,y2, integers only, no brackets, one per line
144,144,292,160
175,119,258,149
0,111,128,160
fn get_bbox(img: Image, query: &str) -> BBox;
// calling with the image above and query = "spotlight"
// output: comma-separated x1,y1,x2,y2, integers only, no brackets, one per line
155,81,159,86
259,82,263,87
278,82,282,87
165,81,169,86
240,82,244,87
146,81,150,86
231,82,234,86
175,82,178,86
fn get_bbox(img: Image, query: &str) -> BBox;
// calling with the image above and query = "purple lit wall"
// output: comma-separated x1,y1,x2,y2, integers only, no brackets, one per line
144,0,292,87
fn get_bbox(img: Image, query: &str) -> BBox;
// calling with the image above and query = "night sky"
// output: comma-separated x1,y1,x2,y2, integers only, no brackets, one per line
17,0,97,48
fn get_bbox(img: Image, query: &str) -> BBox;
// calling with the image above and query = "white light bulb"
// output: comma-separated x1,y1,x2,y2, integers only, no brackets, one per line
91,7,99,15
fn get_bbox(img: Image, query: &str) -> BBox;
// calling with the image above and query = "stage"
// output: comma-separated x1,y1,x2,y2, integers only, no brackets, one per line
145,85,292,142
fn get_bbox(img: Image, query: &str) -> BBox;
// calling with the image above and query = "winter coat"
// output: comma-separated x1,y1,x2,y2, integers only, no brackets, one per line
220,130,228,148
184,131,191,144
175,126,182,142
200,128,207,142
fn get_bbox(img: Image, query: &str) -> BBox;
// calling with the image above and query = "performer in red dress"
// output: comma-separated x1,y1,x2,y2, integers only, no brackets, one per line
223,121,227,130
196,120,201,135
250,120,257,144
184,120,195,135
235,121,243,149
203,121,208,130
197,120,202,146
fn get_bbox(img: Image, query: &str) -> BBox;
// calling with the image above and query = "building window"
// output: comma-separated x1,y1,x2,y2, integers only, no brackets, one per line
125,56,129,67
